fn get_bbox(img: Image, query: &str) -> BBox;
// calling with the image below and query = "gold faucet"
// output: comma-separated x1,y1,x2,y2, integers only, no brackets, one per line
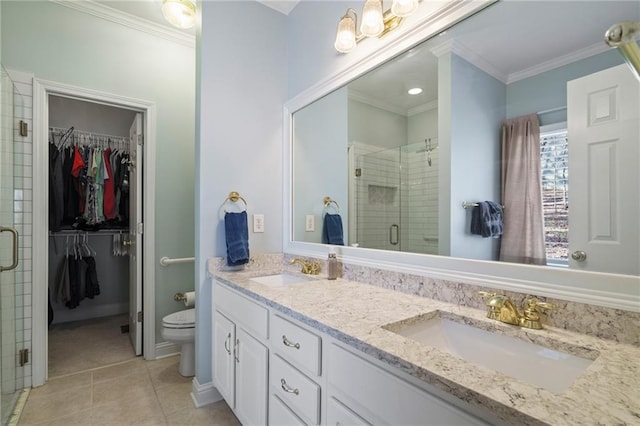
478,292,555,329
290,258,321,275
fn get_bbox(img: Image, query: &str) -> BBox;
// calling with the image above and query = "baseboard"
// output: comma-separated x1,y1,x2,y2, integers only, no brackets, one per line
154,341,180,360
191,377,223,408
51,302,128,324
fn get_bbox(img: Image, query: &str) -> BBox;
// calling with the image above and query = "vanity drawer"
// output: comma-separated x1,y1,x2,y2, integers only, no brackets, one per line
270,354,320,425
271,314,321,377
215,281,268,340
269,394,307,426
327,343,489,425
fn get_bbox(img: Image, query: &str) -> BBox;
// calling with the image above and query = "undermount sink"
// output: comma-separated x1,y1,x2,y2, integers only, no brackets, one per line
384,312,597,394
250,273,316,287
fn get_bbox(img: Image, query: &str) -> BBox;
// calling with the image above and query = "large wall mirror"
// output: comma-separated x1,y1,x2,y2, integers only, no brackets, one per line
287,0,639,310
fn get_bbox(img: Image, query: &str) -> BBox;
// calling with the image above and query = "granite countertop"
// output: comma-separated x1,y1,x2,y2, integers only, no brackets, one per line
210,263,640,426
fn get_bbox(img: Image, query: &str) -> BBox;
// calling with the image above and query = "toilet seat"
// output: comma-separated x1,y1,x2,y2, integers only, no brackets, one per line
162,308,195,329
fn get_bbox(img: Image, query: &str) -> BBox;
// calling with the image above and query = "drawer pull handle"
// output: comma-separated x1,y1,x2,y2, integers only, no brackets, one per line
234,339,240,363
280,378,299,395
224,332,231,355
282,335,301,349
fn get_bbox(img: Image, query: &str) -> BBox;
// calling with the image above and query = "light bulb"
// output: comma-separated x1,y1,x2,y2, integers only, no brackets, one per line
408,87,423,95
391,0,418,17
360,0,384,37
162,0,196,29
335,15,357,53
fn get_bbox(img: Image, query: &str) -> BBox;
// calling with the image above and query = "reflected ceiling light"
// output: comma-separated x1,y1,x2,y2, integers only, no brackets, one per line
161,0,196,29
334,0,421,54
408,87,423,95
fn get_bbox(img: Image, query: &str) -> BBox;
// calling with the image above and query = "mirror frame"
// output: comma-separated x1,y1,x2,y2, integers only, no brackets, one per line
283,0,639,312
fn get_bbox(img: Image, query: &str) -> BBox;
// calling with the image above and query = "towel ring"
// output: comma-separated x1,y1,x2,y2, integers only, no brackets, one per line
223,191,248,213
323,196,340,214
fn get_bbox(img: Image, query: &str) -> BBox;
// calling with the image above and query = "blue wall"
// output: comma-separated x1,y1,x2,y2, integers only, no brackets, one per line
506,50,623,125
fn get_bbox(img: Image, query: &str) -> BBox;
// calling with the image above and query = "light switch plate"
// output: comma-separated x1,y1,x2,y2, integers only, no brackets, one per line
253,214,265,233
305,215,315,232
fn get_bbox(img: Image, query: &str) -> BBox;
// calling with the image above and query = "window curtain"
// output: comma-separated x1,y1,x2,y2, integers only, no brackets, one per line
500,114,546,265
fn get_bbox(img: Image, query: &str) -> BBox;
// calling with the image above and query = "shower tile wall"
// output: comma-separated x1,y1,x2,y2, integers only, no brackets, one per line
355,145,400,251
8,69,33,390
402,147,439,254
353,141,439,254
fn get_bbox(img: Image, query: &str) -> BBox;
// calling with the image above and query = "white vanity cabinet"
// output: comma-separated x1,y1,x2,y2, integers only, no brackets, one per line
213,282,269,425
326,343,491,426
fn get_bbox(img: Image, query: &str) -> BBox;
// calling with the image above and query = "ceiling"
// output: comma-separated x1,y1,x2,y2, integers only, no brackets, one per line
349,1,640,115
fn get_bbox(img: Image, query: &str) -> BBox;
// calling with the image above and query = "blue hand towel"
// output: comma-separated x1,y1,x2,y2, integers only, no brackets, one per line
470,201,503,238
322,213,344,245
225,211,250,266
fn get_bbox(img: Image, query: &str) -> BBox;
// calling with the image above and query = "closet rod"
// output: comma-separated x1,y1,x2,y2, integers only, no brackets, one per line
49,126,129,142
49,230,129,237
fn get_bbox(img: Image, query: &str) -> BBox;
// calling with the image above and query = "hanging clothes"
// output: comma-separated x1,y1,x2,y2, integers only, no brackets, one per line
48,128,130,231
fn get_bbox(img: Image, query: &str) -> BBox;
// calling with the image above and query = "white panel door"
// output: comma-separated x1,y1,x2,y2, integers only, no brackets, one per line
235,328,269,426
128,112,143,355
213,311,236,409
567,64,640,275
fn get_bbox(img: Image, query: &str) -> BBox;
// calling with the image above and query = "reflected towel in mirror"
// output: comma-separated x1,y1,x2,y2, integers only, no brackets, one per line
322,213,344,245
225,211,250,266
470,201,503,238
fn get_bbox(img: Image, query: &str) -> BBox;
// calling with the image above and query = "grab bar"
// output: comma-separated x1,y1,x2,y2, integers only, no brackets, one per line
160,256,195,266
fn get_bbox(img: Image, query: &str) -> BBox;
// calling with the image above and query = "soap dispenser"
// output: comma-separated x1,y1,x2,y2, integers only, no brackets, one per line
327,251,338,280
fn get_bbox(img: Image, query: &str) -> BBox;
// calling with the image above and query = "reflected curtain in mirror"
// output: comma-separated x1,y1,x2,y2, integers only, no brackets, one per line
500,114,546,265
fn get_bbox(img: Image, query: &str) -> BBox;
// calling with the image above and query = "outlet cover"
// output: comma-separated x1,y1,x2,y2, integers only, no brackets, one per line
253,214,265,233
305,215,315,232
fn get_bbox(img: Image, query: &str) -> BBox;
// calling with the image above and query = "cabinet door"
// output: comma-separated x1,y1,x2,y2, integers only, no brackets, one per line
270,394,307,426
236,328,269,426
213,311,236,408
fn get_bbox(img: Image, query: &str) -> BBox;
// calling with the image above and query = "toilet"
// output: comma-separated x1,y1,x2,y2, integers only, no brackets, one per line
161,308,196,377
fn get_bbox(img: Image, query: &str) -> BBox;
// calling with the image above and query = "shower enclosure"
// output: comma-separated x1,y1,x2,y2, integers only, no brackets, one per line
1,65,26,424
349,139,439,254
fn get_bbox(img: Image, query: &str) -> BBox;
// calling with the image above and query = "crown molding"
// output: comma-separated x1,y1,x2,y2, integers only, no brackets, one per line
348,89,409,117
408,99,438,116
49,0,195,48
431,39,508,83
506,42,611,84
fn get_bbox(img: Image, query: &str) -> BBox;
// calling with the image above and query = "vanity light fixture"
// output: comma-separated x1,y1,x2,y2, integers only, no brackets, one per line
161,0,196,29
334,0,420,53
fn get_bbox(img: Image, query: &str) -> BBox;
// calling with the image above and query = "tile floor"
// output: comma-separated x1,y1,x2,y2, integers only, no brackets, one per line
48,314,135,378
16,314,239,425
18,356,240,426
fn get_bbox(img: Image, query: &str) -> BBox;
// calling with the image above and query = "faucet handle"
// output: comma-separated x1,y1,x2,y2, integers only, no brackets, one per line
520,298,555,329
477,291,504,320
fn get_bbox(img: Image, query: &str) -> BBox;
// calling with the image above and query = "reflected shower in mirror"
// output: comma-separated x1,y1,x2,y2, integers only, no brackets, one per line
292,0,640,276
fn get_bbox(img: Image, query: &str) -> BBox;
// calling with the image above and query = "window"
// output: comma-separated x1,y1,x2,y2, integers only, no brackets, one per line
540,126,568,265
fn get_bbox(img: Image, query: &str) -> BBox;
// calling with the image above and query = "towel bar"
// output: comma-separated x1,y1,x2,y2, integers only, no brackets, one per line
323,196,340,212
223,191,248,212
462,201,505,210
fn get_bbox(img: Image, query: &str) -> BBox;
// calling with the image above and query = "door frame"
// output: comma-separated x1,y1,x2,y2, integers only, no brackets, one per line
32,78,157,386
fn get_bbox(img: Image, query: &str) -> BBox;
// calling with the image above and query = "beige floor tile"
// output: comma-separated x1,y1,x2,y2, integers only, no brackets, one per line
31,408,93,426
147,361,191,390
91,387,166,426
165,400,240,426
92,370,154,405
92,357,147,384
27,371,91,396
18,386,92,425
155,382,193,417
144,355,180,370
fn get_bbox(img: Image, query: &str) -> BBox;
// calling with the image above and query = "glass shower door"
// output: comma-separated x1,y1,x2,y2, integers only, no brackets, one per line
0,65,23,424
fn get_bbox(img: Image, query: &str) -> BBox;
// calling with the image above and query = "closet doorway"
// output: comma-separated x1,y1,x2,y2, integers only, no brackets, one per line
32,80,157,386
47,96,142,377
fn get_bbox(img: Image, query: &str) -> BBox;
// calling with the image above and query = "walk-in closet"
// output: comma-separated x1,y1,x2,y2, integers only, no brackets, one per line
47,95,142,378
